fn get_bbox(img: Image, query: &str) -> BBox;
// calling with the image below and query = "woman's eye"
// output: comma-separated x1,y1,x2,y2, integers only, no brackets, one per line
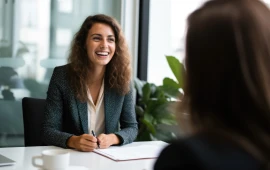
93,37,101,41
108,38,115,42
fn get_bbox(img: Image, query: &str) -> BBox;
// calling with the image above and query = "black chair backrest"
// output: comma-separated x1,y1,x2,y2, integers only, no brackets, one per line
22,97,46,146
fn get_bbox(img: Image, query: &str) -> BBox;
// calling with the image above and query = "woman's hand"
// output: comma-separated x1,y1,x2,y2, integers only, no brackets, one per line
97,134,120,149
67,134,98,152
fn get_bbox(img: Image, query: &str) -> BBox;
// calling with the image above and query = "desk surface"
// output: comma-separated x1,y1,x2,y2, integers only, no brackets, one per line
0,145,157,170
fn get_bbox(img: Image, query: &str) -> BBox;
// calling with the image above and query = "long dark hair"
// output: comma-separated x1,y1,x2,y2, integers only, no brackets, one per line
67,14,131,102
181,0,270,161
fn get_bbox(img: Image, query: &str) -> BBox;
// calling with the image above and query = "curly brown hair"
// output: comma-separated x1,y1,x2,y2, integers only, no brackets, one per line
67,14,131,102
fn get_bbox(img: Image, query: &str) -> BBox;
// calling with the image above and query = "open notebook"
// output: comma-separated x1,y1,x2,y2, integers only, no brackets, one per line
0,154,15,166
93,141,168,161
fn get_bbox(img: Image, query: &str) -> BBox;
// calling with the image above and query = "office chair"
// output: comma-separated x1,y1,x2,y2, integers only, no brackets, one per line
22,97,46,146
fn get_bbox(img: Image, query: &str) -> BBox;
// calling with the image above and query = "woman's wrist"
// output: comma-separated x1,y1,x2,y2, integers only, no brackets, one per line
67,135,77,148
108,134,120,145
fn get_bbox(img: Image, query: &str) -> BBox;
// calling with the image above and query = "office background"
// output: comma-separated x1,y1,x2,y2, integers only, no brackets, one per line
0,0,269,147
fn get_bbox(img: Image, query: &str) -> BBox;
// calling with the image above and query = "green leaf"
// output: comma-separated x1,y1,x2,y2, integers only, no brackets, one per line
158,116,177,125
135,105,144,117
134,78,146,97
145,98,168,114
166,56,184,88
144,113,154,123
160,84,182,99
163,77,180,88
141,118,156,134
154,101,177,116
153,127,178,142
136,130,152,141
142,83,151,102
149,83,158,97
151,102,170,116
152,87,168,101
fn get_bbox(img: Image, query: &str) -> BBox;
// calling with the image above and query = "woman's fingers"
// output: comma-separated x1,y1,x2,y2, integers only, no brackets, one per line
76,134,98,151
97,134,112,149
83,134,97,142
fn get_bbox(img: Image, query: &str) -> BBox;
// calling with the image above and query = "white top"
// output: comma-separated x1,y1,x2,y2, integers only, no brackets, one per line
0,142,159,170
87,79,105,136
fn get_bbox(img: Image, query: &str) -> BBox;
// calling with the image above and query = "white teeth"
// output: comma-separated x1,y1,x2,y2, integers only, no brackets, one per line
96,52,109,55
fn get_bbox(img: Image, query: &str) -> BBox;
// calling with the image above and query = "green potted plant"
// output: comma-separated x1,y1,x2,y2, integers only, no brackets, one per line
134,56,185,142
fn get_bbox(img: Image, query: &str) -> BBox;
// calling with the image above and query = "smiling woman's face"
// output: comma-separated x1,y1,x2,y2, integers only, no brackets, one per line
85,23,116,68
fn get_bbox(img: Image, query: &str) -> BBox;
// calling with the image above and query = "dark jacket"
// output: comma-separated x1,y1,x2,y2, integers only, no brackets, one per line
154,134,263,170
42,65,138,148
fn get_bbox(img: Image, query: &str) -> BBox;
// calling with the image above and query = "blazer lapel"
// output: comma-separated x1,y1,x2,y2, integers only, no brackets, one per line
75,98,88,134
104,84,115,133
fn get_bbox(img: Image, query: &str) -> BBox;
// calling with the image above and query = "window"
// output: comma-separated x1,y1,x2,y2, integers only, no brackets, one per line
147,0,270,85
147,0,205,85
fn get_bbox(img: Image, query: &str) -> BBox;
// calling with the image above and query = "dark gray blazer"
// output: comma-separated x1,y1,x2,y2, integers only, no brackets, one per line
42,65,138,148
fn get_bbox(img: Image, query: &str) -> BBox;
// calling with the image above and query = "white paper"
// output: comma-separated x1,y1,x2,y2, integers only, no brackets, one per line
93,141,168,161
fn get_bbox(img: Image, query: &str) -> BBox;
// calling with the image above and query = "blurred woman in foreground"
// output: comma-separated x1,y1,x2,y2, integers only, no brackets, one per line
155,0,270,169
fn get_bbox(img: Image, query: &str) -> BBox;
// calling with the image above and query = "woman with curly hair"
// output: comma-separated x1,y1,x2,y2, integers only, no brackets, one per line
42,14,138,152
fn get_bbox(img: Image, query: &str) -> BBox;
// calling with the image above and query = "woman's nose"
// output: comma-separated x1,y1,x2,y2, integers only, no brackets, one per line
100,40,108,49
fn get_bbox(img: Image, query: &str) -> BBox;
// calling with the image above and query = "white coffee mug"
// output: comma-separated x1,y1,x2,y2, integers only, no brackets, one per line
32,149,70,170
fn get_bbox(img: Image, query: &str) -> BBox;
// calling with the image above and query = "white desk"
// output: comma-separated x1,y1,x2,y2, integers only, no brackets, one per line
0,146,157,170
